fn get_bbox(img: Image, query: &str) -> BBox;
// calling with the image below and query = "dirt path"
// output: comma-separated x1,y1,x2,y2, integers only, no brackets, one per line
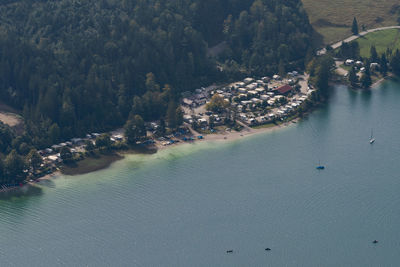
299,74,310,94
335,61,348,76
0,112,22,127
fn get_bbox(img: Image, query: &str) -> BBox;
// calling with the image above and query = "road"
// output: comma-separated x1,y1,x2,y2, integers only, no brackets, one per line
317,26,400,55
298,74,310,94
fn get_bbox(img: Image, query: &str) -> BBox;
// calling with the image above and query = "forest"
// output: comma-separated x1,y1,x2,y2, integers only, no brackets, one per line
0,0,314,183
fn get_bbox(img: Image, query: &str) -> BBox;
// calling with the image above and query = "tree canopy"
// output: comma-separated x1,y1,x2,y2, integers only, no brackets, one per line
0,0,315,184
352,17,359,35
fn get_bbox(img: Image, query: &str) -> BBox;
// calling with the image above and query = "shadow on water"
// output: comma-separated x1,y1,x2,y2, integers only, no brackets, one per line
360,89,372,106
0,184,43,201
36,178,56,188
347,86,359,110
380,77,399,98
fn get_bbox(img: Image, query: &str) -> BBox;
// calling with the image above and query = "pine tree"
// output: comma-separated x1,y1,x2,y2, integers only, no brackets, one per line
390,49,400,76
4,150,26,183
315,55,333,97
156,119,166,137
370,45,378,62
348,67,358,87
27,148,42,170
60,147,73,163
175,107,184,128
360,63,372,88
124,115,146,145
352,17,359,35
380,53,388,76
166,101,178,129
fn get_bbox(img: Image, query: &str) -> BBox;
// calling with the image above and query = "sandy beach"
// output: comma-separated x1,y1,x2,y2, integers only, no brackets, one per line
155,119,299,151
371,74,394,88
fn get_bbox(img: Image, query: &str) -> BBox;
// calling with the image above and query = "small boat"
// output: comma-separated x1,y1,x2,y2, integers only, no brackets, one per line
316,160,325,170
369,129,375,144
373,240,378,244
265,248,271,251
226,250,233,253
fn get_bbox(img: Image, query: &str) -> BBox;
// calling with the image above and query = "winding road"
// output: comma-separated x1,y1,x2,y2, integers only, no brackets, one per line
317,26,400,55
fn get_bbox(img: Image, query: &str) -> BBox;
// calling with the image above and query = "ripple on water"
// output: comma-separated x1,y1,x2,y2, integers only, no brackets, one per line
2,82,400,266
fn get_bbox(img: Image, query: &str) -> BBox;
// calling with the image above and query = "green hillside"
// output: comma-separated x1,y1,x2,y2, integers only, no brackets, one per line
302,0,400,44
0,0,314,184
356,29,400,57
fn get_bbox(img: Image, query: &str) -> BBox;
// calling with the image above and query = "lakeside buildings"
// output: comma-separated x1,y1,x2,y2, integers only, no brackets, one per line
182,72,315,129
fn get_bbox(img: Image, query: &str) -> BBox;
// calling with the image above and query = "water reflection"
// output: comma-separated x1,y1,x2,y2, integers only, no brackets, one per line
360,88,372,106
0,184,43,201
36,178,56,188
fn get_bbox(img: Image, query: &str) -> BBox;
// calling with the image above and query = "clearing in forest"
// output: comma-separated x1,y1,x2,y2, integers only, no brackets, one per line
302,0,399,44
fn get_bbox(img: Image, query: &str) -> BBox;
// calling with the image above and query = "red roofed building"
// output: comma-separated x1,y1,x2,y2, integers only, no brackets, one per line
274,84,293,95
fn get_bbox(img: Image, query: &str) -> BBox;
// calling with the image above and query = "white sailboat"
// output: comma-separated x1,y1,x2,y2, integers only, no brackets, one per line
369,129,375,144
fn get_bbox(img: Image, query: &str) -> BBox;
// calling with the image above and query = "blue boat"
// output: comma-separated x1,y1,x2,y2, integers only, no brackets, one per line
316,160,325,170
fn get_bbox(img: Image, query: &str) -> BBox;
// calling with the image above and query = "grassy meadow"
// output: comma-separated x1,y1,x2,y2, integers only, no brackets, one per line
302,0,399,44
355,29,400,57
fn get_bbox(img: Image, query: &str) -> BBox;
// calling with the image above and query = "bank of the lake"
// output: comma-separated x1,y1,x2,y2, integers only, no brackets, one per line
1,80,400,266
57,116,305,177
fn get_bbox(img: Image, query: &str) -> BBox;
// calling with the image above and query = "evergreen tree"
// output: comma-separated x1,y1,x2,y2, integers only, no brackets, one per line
348,67,358,87
166,101,178,129
206,94,229,113
175,107,184,128
156,119,166,137
352,17,359,35
360,62,372,88
95,134,112,149
85,140,95,153
124,115,146,145
18,142,30,156
27,148,42,170
390,49,400,76
48,123,61,144
4,150,26,183
60,147,73,163
278,59,286,77
315,55,334,97
380,53,388,76
131,96,144,118
370,46,378,62
145,73,160,92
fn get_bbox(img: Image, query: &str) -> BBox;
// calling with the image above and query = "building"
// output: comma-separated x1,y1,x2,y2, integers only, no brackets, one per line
274,85,293,95
243,78,253,84
370,62,380,70
182,98,193,106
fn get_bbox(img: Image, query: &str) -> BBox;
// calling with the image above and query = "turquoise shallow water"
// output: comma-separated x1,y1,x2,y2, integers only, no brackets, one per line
1,81,400,266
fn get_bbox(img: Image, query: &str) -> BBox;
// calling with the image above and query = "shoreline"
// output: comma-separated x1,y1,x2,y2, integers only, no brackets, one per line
1,102,316,196
61,119,298,176
371,74,394,88
1,111,311,196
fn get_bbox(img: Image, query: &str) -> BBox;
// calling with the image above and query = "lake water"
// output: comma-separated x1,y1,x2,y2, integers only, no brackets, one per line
1,81,400,266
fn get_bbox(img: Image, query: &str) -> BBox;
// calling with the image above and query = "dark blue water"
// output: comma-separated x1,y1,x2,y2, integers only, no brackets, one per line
1,81,400,266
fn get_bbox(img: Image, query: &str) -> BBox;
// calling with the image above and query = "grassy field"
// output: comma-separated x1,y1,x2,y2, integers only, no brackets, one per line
302,0,399,44
355,29,400,57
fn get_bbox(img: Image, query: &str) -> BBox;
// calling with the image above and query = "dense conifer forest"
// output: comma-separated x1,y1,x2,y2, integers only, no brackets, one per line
0,0,314,183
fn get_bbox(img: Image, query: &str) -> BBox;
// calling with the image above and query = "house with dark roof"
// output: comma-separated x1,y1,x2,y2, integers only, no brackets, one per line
274,85,293,95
